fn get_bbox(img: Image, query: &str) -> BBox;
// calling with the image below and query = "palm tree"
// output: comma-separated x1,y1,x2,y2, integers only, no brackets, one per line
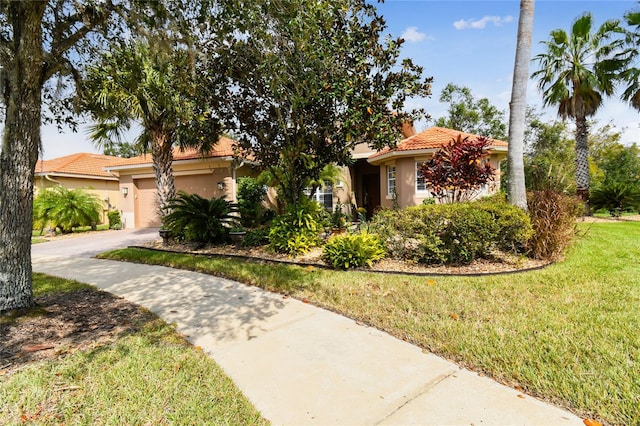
621,11,640,111
33,187,102,234
507,0,535,211
84,37,220,218
532,13,627,213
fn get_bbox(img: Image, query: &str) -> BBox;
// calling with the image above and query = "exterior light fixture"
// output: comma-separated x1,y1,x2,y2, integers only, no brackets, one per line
122,187,129,197
217,182,225,190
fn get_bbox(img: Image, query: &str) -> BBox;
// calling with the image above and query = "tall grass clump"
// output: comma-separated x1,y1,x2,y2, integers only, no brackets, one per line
527,190,582,260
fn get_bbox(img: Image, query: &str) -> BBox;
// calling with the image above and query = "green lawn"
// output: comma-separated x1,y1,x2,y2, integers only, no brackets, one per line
0,274,267,425
99,222,640,425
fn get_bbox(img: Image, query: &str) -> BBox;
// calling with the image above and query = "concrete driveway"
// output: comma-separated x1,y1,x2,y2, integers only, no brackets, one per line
31,227,159,258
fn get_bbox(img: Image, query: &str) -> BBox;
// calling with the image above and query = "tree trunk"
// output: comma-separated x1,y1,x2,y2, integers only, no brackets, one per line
0,2,46,311
150,128,176,222
574,115,591,215
507,0,534,211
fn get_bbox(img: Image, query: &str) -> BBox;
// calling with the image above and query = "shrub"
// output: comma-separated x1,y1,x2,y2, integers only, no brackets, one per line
162,192,238,244
368,199,533,265
590,182,640,217
419,134,496,203
33,186,102,234
322,232,386,269
476,198,534,252
527,190,582,260
241,227,270,247
367,207,448,263
107,210,122,230
268,200,322,255
237,177,266,228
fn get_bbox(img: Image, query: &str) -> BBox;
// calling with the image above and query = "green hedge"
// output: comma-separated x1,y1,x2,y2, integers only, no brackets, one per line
368,199,532,265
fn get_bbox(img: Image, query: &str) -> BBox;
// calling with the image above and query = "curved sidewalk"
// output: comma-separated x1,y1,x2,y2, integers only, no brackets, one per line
32,254,583,425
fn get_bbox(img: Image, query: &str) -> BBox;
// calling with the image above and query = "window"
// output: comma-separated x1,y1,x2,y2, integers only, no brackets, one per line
305,182,333,210
386,166,396,196
416,161,427,192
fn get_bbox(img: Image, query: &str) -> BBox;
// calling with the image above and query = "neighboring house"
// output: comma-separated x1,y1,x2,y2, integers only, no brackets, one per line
105,137,256,229
35,153,123,224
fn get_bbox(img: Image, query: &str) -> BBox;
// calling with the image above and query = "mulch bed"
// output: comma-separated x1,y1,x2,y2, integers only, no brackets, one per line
139,239,550,276
0,290,154,376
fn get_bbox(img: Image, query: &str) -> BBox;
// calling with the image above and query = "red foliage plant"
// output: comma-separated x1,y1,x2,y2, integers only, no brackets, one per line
419,134,496,203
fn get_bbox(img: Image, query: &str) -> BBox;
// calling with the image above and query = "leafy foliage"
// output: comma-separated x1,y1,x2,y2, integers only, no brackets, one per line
33,187,102,234
419,134,496,203
368,200,532,265
107,210,122,230
523,114,575,192
206,0,432,209
526,190,582,260
435,83,507,140
237,177,266,228
268,201,322,255
322,232,386,270
241,227,271,248
162,192,238,244
590,183,640,217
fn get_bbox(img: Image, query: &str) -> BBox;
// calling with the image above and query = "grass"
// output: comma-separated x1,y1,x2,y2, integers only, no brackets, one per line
99,222,640,425
0,275,267,425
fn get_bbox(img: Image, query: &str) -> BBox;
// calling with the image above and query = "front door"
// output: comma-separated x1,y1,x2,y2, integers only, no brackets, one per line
362,174,380,218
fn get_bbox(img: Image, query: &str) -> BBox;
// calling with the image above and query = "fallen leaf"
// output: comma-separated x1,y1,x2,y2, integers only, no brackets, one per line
427,279,436,286
23,344,54,353
449,313,459,321
194,346,203,351
302,298,310,304
517,394,525,399
367,107,373,114
515,386,524,392
583,420,603,426
0,370,7,376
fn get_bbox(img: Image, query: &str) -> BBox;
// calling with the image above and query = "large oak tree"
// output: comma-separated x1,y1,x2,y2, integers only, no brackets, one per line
206,0,433,209
0,1,192,311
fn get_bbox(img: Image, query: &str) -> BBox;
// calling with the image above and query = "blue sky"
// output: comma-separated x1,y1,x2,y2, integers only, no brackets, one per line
39,0,639,159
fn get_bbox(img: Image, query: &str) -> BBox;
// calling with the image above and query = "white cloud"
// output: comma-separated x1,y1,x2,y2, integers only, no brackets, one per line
453,15,514,30
401,26,431,43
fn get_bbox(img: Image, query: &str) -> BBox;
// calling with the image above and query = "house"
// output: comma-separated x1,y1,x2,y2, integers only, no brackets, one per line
35,153,123,224
105,137,256,229
340,126,508,217
104,128,508,229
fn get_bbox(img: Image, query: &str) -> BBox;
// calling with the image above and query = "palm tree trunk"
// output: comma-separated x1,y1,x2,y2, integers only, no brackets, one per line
0,2,46,311
150,129,176,221
507,0,534,211
574,116,591,215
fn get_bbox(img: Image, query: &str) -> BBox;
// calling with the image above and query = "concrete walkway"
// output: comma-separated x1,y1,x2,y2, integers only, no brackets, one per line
32,242,583,425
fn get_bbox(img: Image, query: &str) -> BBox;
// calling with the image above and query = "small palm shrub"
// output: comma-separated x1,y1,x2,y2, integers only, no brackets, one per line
527,190,582,260
590,182,640,217
33,186,102,233
269,201,322,255
162,192,238,244
322,232,386,269
368,199,533,265
107,210,122,230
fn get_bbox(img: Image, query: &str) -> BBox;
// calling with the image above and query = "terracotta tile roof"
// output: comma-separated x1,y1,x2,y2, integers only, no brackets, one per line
35,153,122,179
369,127,508,161
106,136,240,168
